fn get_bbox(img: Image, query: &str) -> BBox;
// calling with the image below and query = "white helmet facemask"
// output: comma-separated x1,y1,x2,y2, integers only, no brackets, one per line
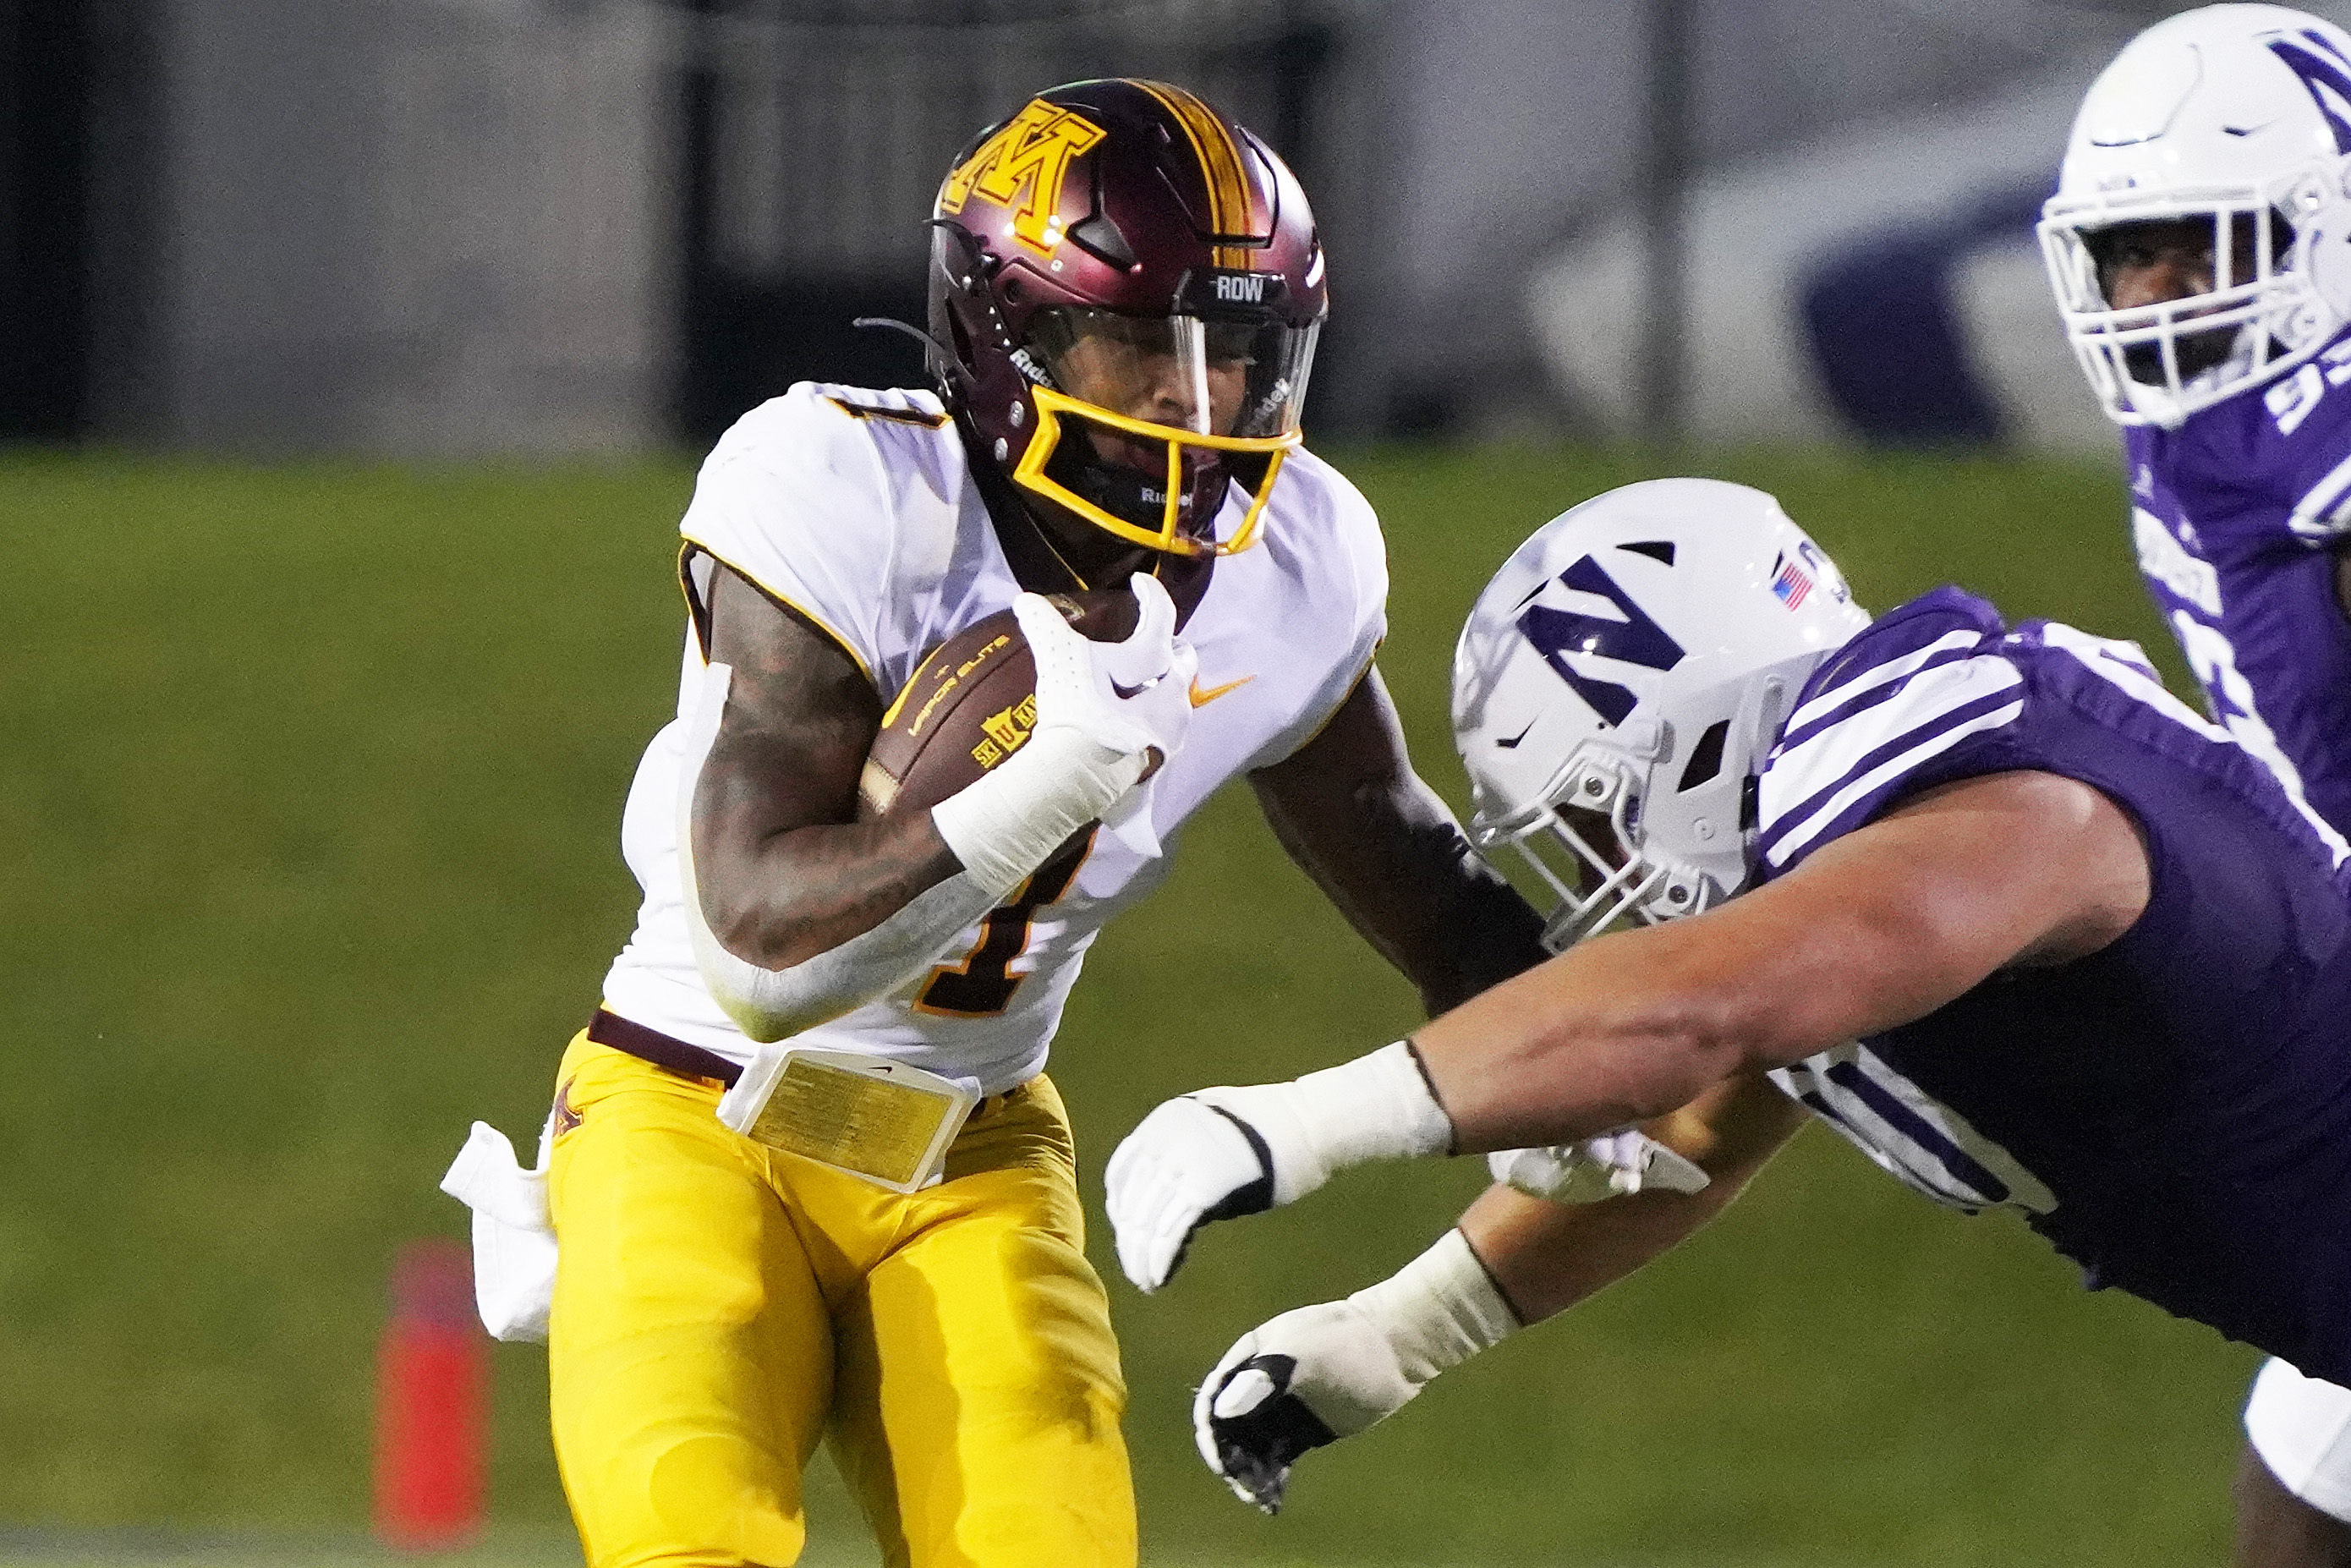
2040,5,2351,427
1451,480,1871,952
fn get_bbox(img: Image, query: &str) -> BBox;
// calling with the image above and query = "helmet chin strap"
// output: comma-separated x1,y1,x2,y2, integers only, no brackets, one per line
1052,442,1225,543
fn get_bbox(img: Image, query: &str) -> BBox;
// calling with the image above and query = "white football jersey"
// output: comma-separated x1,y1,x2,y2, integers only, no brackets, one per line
598,382,1387,1094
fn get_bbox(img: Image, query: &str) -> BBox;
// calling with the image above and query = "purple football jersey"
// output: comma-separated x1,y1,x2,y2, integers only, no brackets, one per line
2126,334,2351,835
1756,587,2351,1383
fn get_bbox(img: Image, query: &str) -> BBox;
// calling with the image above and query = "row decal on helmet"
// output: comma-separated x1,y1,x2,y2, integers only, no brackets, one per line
2267,35,2351,152
1515,556,1687,727
937,100,1108,254
1133,79,1258,266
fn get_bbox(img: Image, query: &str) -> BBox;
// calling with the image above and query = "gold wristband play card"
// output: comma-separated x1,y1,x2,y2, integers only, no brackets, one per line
716,1049,978,1193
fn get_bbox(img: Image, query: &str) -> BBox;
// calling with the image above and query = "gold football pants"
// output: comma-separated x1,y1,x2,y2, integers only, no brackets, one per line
545,1033,1136,1568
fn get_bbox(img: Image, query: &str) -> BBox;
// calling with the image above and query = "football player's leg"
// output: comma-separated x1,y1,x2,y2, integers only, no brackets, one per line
2239,1359,2351,1567
547,1035,836,1568
827,1076,1137,1568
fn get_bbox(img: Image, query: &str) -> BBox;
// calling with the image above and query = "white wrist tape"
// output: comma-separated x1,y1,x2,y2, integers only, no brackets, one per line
1347,1228,1520,1387
677,662,1002,1041
929,726,1147,900
1197,1041,1455,1205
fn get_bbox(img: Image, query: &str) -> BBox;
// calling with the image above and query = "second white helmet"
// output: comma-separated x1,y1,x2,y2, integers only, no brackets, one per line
2041,4,2351,426
1451,480,1871,950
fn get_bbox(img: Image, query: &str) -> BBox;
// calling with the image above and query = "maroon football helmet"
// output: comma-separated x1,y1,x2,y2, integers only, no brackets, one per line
929,79,1326,561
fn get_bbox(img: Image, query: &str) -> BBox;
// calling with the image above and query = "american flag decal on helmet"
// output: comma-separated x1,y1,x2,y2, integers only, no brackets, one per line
1770,553,1814,609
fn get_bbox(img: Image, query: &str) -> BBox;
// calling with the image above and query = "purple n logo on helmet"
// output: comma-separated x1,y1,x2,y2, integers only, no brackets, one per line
1515,556,1687,728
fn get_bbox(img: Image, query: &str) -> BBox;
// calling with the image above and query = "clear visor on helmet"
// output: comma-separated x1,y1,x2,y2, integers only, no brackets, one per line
1011,306,1318,556
1470,757,1720,953
2038,195,2315,423
1024,306,1317,440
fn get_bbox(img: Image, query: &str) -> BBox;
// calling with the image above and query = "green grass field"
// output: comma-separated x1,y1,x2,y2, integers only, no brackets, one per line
0,443,2257,1566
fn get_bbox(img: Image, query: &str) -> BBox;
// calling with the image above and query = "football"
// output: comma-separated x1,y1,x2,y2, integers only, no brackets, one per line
855,587,1138,820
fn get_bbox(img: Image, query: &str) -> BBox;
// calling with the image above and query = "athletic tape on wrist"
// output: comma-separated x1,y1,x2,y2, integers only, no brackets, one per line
930,726,1145,899
1196,1042,1456,1207
1347,1228,1520,1387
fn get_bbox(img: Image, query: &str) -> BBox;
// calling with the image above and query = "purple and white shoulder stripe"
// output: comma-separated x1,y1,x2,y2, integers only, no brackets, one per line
1756,628,2025,872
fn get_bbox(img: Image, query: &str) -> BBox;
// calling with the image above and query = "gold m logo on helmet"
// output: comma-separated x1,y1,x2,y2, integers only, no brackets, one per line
939,100,1106,254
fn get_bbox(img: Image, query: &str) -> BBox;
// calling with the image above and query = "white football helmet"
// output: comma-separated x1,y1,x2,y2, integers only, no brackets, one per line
1451,480,1871,950
2040,4,2351,426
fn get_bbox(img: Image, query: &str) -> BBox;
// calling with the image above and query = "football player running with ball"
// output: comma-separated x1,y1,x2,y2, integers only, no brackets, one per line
1105,480,2351,1529
2041,8,2351,1560
441,79,1609,1568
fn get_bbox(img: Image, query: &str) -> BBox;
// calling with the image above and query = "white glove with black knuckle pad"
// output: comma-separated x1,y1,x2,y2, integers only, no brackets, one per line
931,571,1197,898
1193,1229,1519,1514
1104,1042,1457,1293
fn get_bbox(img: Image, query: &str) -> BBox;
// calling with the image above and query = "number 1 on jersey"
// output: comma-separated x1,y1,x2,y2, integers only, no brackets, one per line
914,829,1097,1017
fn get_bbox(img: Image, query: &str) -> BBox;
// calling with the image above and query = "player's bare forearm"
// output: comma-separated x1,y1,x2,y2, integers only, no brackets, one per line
1251,668,1548,1015
1412,770,2151,1153
1463,1076,1805,1324
693,564,963,968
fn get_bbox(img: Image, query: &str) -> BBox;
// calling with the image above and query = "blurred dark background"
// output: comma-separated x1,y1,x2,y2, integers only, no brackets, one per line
0,0,2233,462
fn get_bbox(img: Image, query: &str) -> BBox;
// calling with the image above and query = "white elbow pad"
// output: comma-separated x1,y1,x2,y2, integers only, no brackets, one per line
677,663,1000,1042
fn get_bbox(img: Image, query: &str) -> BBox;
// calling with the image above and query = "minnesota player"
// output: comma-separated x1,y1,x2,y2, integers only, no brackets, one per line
485,79,1581,1568
1103,480,2351,1520
2040,8,2351,1558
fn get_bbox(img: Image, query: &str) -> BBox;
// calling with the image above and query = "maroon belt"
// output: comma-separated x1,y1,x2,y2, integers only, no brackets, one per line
587,1009,743,1088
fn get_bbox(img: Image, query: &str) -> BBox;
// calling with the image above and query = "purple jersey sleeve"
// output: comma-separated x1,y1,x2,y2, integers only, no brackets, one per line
1755,589,2025,875
1755,588,2351,1383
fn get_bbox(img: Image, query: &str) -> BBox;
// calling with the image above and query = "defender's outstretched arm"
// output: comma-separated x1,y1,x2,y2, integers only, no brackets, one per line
1417,769,2149,1152
1106,768,2151,1284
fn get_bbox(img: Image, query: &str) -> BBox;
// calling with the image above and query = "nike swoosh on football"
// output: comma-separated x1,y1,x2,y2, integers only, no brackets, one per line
1188,674,1255,707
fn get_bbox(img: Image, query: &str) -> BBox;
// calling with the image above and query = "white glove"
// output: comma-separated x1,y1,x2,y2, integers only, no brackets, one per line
1104,1043,1455,1293
932,573,1197,896
1018,570,1195,779
1194,1230,1517,1513
1194,1301,1412,1515
1488,1130,1710,1204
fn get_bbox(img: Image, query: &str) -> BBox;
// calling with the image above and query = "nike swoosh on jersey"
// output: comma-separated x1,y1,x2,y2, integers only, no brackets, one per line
1188,674,1255,707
